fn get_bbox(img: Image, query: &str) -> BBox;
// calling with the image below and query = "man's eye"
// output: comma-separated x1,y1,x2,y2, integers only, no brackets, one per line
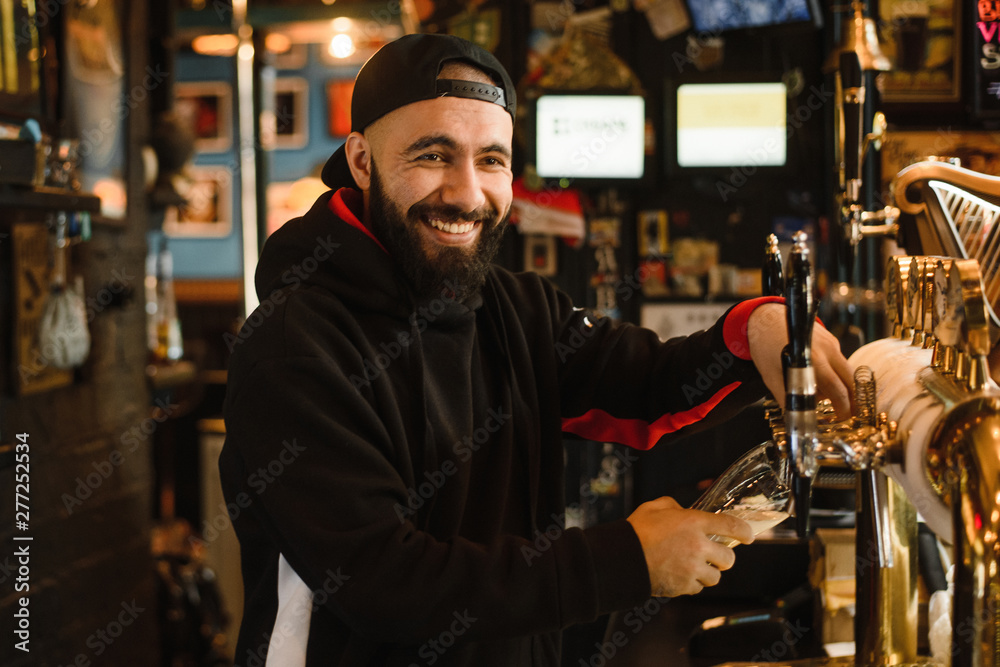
417,153,442,162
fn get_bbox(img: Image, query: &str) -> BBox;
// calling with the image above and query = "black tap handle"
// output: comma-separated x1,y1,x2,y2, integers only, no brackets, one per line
762,234,785,297
840,51,864,188
784,231,818,539
785,233,816,369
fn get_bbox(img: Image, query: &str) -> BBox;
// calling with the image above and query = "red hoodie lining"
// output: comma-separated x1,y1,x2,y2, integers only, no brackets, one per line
329,187,387,254
561,382,741,451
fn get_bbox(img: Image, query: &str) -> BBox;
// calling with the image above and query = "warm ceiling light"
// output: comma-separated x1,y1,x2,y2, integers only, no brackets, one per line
321,0,336,4
328,33,355,59
191,33,239,56
332,17,353,32
265,32,291,54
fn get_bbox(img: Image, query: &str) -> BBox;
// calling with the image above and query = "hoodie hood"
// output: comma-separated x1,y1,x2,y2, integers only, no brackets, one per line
255,189,406,318
255,188,483,321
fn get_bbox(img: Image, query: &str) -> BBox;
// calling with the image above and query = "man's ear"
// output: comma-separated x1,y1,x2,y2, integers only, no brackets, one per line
344,131,372,191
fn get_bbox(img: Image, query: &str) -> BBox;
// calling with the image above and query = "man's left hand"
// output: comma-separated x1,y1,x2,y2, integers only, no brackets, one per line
747,303,855,420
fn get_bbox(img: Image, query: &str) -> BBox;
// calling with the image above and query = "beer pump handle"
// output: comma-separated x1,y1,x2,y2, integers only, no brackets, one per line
785,233,816,370
784,232,818,537
840,51,864,194
763,234,785,298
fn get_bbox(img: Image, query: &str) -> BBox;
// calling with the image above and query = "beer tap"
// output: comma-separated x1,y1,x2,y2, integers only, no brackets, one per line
762,234,784,298
771,239,916,659
764,248,1000,662
841,50,864,211
832,15,899,263
783,231,819,537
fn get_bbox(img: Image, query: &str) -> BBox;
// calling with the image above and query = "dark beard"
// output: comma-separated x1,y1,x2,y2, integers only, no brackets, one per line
367,162,508,302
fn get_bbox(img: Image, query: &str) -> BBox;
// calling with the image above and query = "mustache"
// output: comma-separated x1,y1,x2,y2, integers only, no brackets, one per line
407,201,500,226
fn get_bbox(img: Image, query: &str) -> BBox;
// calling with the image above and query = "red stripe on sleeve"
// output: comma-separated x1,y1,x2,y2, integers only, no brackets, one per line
561,381,742,450
329,187,387,253
722,296,785,360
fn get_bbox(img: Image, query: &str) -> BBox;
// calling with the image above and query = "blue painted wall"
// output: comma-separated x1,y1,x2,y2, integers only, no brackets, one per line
169,52,241,278
170,44,360,278
269,45,360,182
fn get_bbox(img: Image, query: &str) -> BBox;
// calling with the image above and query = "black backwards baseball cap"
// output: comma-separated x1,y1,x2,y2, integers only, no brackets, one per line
320,33,516,189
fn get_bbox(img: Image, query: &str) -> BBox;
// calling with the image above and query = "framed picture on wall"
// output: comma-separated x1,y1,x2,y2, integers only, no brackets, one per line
523,234,557,276
64,0,128,218
878,0,961,103
274,78,309,149
326,79,354,137
175,82,233,153
164,165,233,237
637,209,669,257
0,0,48,123
880,130,1000,194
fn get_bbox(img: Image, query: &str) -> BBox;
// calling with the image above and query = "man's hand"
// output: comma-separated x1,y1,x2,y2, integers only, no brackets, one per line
747,303,854,420
626,497,753,597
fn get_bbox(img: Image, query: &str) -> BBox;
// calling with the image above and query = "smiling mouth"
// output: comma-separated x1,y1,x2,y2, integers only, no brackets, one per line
426,217,478,235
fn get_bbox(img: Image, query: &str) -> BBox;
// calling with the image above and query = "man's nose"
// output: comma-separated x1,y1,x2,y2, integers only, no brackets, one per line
440,160,487,213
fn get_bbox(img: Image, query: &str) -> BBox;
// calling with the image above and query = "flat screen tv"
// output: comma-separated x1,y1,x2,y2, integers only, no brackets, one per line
671,80,788,169
529,93,648,185
684,0,821,33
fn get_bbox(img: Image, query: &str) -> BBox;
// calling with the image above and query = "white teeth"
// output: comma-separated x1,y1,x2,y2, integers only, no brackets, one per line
428,218,475,234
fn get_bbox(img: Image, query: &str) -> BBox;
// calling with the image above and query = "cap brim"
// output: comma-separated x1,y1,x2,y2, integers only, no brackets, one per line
321,144,357,189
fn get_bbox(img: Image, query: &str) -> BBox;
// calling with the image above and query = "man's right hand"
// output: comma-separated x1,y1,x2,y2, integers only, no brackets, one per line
626,497,754,597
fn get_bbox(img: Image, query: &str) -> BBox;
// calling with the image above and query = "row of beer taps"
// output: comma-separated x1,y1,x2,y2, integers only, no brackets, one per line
763,232,900,539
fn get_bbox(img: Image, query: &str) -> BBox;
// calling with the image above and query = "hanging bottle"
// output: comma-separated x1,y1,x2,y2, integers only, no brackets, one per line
145,235,160,359
156,238,184,362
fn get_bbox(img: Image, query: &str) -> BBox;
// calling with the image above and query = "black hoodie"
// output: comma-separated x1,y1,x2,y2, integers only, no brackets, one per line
220,188,771,666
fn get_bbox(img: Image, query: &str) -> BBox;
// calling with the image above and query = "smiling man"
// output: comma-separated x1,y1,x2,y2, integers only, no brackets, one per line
220,33,853,667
